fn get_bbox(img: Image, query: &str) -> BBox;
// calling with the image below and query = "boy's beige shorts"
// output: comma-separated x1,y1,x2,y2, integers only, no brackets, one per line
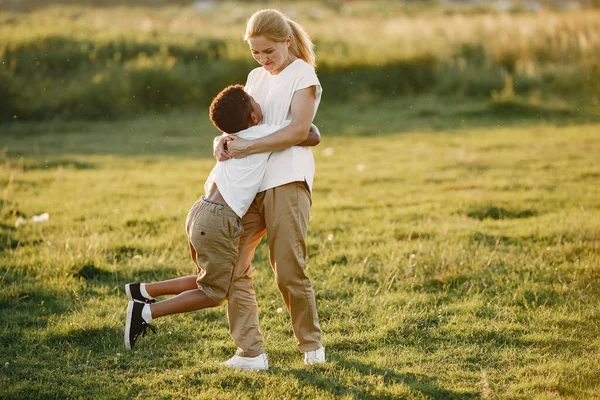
185,197,243,303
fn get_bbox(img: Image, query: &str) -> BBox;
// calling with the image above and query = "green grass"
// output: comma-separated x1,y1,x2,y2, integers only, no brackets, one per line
1,100,600,398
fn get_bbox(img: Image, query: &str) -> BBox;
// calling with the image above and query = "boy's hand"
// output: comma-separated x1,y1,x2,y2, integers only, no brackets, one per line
214,135,237,161
227,137,252,159
297,124,321,147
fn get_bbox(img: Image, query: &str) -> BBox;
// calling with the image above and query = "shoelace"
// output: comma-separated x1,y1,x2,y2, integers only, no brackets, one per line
140,322,157,337
133,322,157,342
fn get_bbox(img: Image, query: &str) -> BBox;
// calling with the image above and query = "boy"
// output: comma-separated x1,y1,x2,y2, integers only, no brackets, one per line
124,85,320,368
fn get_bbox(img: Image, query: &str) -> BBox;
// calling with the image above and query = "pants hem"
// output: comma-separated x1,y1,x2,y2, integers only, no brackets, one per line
236,348,265,358
298,342,322,353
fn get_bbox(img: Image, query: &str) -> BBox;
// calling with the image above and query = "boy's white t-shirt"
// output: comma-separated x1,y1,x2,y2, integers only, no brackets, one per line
205,122,289,218
244,59,322,193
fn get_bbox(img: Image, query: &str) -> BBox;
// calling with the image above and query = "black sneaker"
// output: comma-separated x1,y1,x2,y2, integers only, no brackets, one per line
124,301,156,350
125,283,155,304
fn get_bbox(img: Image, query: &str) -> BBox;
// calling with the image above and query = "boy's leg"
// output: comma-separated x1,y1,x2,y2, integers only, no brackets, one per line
139,238,204,299
263,182,322,353
227,195,267,358
150,288,221,319
145,276,199,298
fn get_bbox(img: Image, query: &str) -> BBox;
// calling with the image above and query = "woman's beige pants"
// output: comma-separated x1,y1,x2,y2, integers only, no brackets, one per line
226,181,322,357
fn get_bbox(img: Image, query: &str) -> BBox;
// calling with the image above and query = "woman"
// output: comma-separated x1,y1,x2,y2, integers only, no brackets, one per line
215,9,324,370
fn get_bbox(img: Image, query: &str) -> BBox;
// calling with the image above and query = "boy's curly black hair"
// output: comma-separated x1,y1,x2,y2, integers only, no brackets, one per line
209,84,254,134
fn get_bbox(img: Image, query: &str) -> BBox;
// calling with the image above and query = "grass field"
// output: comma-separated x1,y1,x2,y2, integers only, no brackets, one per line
1,98,599,398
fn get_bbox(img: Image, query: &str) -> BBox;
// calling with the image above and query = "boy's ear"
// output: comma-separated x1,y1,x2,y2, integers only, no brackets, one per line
250,112,259,125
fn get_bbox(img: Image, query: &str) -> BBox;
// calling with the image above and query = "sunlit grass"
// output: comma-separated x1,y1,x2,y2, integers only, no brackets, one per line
1,100,599,398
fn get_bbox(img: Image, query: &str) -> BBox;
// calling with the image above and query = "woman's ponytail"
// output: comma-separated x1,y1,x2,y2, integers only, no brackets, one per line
286,18,316,68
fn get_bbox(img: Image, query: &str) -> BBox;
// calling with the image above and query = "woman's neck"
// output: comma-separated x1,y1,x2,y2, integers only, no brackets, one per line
271,55,298,75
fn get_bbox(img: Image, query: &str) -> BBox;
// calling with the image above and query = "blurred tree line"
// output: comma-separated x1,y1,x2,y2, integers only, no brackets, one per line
1,1,599,121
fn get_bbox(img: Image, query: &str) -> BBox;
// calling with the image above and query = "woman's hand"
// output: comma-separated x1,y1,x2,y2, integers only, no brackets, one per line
227,137,253,159
213,135,238,161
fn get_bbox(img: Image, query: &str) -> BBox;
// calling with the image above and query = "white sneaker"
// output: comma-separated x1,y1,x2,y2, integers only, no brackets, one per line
304,347,326,364
222,353,268,371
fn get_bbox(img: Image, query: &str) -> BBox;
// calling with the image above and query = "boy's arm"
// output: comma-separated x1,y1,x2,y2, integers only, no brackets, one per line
297,124,321,147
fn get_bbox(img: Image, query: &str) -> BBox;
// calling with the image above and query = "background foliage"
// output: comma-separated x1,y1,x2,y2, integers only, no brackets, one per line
1,0,600,121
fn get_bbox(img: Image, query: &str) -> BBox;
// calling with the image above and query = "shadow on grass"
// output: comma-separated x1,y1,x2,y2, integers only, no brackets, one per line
381,318,583,356
0,286,71,319
275,355,476,399
465,205,538,221
0,286,73,354
72,263,181,288
42,325,121,348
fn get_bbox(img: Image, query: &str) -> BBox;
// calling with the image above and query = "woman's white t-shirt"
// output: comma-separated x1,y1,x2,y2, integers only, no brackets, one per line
244,59,322,193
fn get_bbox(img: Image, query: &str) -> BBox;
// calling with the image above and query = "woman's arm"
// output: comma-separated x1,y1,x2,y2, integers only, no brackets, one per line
213,123,319,161
227,86,317,158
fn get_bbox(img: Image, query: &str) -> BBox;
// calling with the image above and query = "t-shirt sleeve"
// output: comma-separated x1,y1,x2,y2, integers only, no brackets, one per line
294,63,322,98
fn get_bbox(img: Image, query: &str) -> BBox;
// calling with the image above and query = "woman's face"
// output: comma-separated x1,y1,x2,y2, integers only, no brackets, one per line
248,36,291,74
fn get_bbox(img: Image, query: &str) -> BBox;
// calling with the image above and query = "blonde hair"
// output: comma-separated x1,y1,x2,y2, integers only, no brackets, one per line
244,9,316,68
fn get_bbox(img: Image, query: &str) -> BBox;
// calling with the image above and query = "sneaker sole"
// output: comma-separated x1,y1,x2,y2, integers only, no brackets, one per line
222,363,268,371
125,284,133,302
222,355,269,371
124,301,134,350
